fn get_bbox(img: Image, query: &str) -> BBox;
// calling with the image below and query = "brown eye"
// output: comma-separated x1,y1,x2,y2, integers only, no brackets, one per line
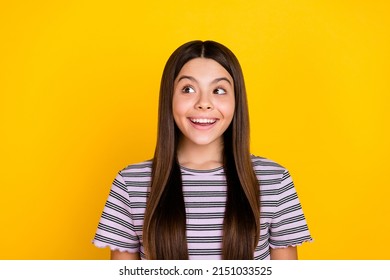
214,88,226,95
182,86,195,93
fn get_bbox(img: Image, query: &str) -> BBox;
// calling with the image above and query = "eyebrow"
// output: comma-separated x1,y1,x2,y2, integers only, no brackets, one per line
177,75,232,85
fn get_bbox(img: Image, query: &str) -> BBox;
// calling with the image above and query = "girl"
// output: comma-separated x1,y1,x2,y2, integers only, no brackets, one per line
93,40,312,260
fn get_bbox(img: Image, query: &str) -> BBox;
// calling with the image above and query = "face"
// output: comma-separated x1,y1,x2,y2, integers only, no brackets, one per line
172,58,235,149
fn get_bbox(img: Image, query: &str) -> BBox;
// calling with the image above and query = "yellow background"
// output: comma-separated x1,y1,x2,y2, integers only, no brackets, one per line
1,0,389,259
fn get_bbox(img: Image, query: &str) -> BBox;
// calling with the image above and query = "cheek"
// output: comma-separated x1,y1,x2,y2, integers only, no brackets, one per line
172,96,187,123
220,100,236,121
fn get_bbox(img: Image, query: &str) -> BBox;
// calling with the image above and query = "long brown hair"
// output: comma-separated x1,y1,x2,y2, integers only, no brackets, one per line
143,40,260,259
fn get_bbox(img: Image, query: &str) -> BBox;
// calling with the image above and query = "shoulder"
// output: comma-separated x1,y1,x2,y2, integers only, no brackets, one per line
251,154,288,175
119,159,153,176
250,155,293,191
114,160,153,188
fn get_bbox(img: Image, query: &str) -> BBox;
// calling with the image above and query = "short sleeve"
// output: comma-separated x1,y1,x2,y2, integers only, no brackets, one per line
269,170,312,248
92,171,140,253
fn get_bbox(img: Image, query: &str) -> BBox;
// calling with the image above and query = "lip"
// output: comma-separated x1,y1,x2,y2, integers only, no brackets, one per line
187,117,219,130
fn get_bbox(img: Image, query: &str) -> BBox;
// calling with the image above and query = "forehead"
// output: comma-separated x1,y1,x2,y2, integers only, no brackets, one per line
176,58,233,83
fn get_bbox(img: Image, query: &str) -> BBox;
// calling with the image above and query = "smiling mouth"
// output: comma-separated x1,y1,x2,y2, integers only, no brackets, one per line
189,118,218,125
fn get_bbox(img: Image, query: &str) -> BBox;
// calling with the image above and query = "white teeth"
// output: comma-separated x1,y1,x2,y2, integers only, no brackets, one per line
190,118,217,124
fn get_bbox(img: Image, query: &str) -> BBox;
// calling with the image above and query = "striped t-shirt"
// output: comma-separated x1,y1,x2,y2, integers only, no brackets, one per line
93,155,312,259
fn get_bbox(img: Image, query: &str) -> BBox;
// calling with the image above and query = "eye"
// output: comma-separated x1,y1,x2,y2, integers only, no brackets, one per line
214,88,226,95
182,85,195,93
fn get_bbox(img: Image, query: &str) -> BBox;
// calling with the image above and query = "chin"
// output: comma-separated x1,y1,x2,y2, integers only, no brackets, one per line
189,138,221,147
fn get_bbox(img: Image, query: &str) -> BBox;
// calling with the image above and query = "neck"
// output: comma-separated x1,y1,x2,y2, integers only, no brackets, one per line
177,138,224,170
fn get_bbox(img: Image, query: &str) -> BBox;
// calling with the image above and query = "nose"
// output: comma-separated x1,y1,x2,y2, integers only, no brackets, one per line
195,92,213,110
